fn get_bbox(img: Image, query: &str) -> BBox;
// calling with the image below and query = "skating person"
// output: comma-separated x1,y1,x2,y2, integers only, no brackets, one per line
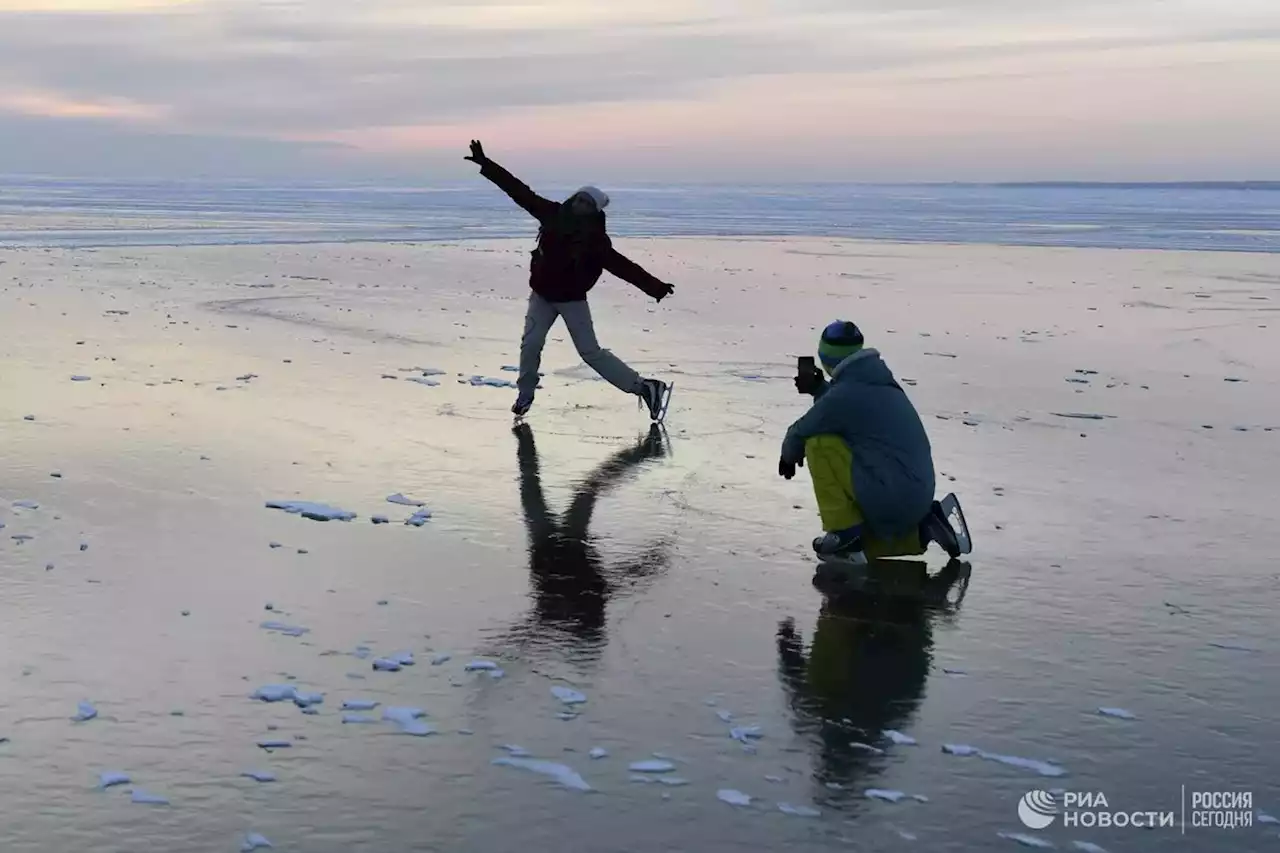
779,320,968,564
465,140,674,421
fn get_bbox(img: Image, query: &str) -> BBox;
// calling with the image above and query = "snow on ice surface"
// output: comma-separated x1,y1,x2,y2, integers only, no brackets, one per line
1097,707,1137,720
943,744,1067,777
383,706,434,735
730,725,763,743
717,789,752,807
70,375,91,381
551,686,587,705
883,730,917,745
387,651,415,666
629,760,676,773
341,699,379,711
386,493,426,507
1069,843,1108,852
130,789,169,805
342,713,379,724
240,833,273,852
12,500,38,509
431,653,451,665
778,803,821,817
99,772,130,789
72,701,98,721
467,375,517,388
589,747,608,759
241,771,276,783
491,757,592,791
372,658,402,672
465,659,499,671
865,789,907,802
405,377,439,386
405,509,432,526
998,832,1055,848
260,621,309,636
1256,811,1278,825
257,739,292,750
251,684,301,702
264,500,356,521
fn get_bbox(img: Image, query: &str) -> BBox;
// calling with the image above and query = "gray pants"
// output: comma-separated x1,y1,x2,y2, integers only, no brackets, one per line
518,292,643,397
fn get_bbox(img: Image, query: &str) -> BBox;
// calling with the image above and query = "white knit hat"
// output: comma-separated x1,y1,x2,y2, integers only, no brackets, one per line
574,185,609,210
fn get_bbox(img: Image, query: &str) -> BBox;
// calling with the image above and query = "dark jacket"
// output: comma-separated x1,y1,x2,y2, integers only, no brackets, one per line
478,158,669,303
781,349,936,539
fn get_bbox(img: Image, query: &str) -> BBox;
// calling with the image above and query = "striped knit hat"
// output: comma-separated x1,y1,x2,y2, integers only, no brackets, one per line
818,320,865,375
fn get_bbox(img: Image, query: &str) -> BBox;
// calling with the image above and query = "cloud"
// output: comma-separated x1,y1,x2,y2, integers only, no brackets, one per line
1,0,1277,179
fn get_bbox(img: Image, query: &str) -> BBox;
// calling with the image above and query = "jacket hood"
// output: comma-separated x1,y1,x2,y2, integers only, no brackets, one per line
830,348,896,386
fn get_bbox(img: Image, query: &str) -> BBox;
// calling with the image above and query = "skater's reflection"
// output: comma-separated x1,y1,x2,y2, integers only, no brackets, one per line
776,560,972,799
504,423,672,659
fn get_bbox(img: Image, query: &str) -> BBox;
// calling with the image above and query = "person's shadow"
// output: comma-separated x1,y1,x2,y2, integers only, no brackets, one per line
497,422,673,662
776,559,972,802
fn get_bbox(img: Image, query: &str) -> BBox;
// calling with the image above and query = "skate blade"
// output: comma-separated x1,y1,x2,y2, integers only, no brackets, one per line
938,493,972,555
652,382,674,424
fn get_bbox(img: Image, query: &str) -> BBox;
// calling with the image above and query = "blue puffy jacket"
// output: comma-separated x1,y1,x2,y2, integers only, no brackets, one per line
781,349,936,539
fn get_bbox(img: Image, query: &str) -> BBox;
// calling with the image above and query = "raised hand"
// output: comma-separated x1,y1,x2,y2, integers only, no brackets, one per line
464,139,486,163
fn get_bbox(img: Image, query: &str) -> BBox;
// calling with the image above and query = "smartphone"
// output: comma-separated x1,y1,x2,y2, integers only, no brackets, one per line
797,356,816,376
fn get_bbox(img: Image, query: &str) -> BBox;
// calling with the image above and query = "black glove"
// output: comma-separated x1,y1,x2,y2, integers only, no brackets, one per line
794,364,824,395
655,282,674,302
779,456,803,480
463,139,487,164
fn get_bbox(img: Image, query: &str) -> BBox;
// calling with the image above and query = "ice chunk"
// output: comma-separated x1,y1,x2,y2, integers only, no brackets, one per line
342,713,379,724
405,509,432,526
658,777,689,787
629,760,676,773
383,706,433,734
1069,843,1108,853
341,699,379,711
1256,811,1278,825
13,500,39,510
292,692,323,708
260,621,309,637
251,685,298,702
865,789,906,802
589,747,608,759
71,375,92,382
717,789,752,807
465,659,499,671
491,756,592,791
467,375,517,388
943,668,968,676
764,775,785,783
1208,642,1257,653
372,515,390,524
1097,707,1136,720
388,651,415,666
501,744,531,757
241,771,276,783
731,726,763,743
551,686,587,705
130,789,169,805
99,772,131,789
778,803,821,817
73,701,98,722
716,710,733,723
372,658,402,672
998,832,1055,848
942,744,1066,777
387,493,426,507
240,833,273,852
1051,412,1107,420
883,730,916,746
264,500,356,522
431,653,452,665
405,377,440,386
849,742,885,754
501,365,518,372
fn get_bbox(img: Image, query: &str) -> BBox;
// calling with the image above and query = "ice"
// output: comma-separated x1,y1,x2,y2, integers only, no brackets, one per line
501,365,518,372
71,375,92,381
1051,412,1107,420
342,713,379,724
866,789,907,802
405,377,440,386
341,699,379,711
1097,707,1137,720
589,747,609,759
467,375,517,388
431,653,452,665
501,744,531,757
73,701,98,722
731,726,763,743
264,500,356,522
257,739,292,750
1069,843,1108,852
883,730,917,746
492,756,592,791
405,509,432,526
716,710,733,723
251,685,300,702
292,691,323,708
629,760,676,773
386,493,426,507
240,833,273,852
372,515,389,524
1208,642,1258,653
130,789,169,805
943,668,968,676
850,742,885,754
99,772,130,789
13,500,39,510
943,744,1067,777
658,777,689,786
241,771,276,783
551,686,587,705
260,621,309,636
465,659,500,671
1256,811,1278,825
372,658,402,672
383,706,433,735
388,651,415,666
998,832,1055,848
778,803,821,817
557,711,578,721
765,775,785,783
717,789,752,807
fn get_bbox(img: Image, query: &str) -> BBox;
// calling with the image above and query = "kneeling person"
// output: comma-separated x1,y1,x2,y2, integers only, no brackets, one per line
779,321,961,564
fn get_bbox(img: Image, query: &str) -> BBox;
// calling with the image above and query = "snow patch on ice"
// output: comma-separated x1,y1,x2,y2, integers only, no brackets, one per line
1097,707,1137,720
405,509,432,526
265,500,355,522
492,756,591,791
629,760,676,773
778,803,821,817
883,730,917,746
943,744,1067,777
99,772,130,789
130,789,169,805
998,832,1055,848
717,789,752,807
551,686,587,705
387,493,426,507
240,832,273,851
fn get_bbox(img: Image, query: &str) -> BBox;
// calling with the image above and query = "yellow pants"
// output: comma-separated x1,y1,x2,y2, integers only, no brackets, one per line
805,435,925,559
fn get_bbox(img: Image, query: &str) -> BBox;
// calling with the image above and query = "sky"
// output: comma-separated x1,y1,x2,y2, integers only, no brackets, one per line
1,0,1278,183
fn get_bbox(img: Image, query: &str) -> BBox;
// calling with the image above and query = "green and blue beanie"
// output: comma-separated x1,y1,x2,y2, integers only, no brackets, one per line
818,320,865,375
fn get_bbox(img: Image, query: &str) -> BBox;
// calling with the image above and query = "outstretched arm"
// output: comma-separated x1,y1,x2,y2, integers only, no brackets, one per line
465,140,559,221
603,247,674,302
780,392,844,464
